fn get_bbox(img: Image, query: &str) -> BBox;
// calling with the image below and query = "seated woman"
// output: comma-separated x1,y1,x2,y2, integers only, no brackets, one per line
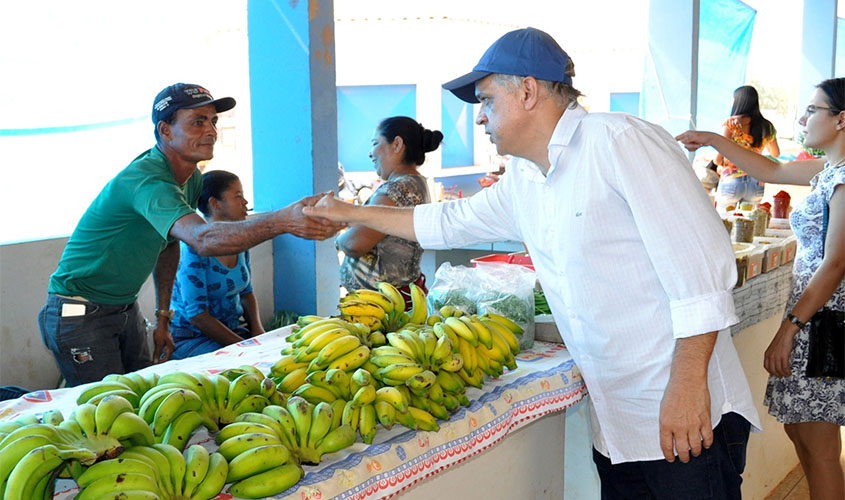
170,170,265,359
337,116,443,308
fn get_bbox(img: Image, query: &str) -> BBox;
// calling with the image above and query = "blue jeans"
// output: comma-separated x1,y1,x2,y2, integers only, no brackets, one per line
592,412,751,500
38,294,151,387
716,174,765,209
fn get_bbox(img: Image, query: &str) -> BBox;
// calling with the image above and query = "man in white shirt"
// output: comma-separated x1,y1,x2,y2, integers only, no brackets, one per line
306,27,759,499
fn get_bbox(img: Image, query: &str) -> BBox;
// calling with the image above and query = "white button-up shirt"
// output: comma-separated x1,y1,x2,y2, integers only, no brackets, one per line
414,105,760,464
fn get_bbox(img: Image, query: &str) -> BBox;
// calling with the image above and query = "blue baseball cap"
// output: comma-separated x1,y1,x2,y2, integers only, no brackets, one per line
152,83,236,123
442,27,572,104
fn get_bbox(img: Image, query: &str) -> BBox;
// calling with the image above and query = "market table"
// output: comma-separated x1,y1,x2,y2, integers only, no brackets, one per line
0,328,586,500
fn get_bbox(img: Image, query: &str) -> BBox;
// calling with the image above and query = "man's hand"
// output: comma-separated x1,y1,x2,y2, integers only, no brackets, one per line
302,193,356,223
278,193,346,240
675,130,719,153
152,322,175,363
659,372,713,463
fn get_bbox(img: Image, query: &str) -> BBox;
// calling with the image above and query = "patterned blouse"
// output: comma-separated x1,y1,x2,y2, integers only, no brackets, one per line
339,174,429,292
764,163,845,425
721,116,777,178
170,243,253,339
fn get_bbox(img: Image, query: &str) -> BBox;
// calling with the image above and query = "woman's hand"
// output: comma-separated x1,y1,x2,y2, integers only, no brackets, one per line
763,322,797,377
675,130,720,152
303,193,356,223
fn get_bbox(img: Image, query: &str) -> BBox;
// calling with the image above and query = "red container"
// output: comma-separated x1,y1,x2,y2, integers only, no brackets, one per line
471,254,535,271
772,191,791,219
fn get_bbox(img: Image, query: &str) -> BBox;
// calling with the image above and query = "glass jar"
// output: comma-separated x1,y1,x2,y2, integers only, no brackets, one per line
734,217,755,243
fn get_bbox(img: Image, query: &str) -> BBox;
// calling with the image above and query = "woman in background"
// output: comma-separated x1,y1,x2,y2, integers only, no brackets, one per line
337,116,443,309
714,85,780,210
170,170,264,359
677,78,845,499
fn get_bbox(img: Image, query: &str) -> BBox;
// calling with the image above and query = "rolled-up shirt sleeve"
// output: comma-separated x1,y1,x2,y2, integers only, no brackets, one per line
413,174,522,250
609,125,738,338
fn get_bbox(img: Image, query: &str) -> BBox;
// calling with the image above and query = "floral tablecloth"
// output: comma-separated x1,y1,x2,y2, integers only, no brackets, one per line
0,328,586,500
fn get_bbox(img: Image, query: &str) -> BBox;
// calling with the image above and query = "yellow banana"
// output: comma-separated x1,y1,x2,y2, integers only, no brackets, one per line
445,317,478,346
312,335,362,369
271,356,309,377
407,407,439,432
370,353,416,368
377,362,424,382
386,332,417,359
292,320,351,349
430,335,453,366
326,345,370,371
277,366,308,394
406,370,437,393
377,281,405,313
439,353,465,373
481,312,524,334
462,315,493,349
325,369,351,399
292,383,337,404
457,337,478,373
347,289,394,314
375,386,409,413
305,371,342,399
341,400,360,432
304,327,353,354
433,322,460,350
338,300,386,320
352,385,377,407
481,317,521,355
407,283,428,325
374,400,396,429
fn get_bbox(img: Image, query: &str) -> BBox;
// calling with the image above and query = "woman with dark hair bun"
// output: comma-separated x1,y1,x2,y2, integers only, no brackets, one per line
170,170,265,359
714,85,780,210
678,78,845,499
337,116,443,307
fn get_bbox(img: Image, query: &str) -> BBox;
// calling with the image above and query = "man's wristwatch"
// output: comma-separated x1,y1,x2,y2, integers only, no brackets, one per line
155,309,174,321
786,312,806,330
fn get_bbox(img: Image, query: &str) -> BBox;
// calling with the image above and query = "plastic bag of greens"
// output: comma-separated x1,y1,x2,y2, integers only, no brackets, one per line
473,262,536,349
426,262,478,315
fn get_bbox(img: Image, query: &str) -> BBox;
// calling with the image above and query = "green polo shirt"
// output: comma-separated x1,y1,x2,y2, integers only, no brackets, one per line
49,146,201,305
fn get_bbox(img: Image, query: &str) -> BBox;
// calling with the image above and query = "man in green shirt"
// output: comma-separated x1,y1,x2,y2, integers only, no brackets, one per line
39,83,342,386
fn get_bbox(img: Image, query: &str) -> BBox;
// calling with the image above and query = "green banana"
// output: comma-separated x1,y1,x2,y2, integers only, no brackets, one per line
76,381,134,405
39,409,64,427
218,432,282,462
108,411,155,446
229,462,302,499
316,424,356,455
306,402,334,449
75,472,161,500
190,451,228,500
358,404,377,443
374,400,396,428
234,412,289,447
3,444,68,500
287,397,313,448
152,443,186,497
161,410,205,450
94,394,134,435
261,405,298,451
152,389,202,437
226,444,292,483
70,403,97,437
76,457,157,488
122,446,173,498
215,421,277,444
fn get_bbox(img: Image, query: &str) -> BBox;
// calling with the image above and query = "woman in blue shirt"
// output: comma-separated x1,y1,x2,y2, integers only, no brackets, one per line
170,170,265,359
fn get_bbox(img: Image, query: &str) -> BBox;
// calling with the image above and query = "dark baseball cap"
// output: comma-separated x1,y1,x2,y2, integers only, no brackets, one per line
442,27,572,104
152,83,236,123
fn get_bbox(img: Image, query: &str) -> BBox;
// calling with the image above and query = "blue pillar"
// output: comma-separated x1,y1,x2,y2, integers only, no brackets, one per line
247,0,340,317
800,0,837,107
641,0,698,137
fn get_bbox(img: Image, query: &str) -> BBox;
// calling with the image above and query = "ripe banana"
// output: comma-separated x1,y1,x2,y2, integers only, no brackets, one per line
325,369,352,399
407,283,428,325
358,404,377,443
439,353,465,373
326,345,370,371
461,315,493,349
338,300,387,320
377,281,406,313
433,321,460,348
385,332,417,359
445,316,478,346
374,400,396,429
407,406,440,432
292,383,337,404
375,386,409,413
312,335,363,370
352,385,377,407
270,356,309,378
348,288,395,313
378,362,424,382
481,312,524,334
277,366,308,394
430,335,454,366
341,400,360,432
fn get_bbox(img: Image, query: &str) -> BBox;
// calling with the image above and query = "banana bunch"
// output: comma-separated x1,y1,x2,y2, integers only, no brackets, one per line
272,319,372,397
0,420,98,499
373,327,464,375
340,282,416,333
73,443,229,500
228,396,357,467
75,371,160,408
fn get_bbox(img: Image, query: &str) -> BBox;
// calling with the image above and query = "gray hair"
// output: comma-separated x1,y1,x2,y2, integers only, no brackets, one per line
493,58,582,109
